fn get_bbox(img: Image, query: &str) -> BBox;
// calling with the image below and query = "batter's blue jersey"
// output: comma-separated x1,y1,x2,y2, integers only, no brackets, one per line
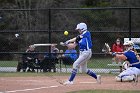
124,50,140,69
78,31,93,50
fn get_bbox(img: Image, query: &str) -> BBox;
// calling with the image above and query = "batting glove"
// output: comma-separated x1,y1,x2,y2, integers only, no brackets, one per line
64,40,70,45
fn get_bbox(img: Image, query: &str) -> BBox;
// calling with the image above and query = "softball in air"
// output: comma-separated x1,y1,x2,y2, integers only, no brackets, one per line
64,31,68,36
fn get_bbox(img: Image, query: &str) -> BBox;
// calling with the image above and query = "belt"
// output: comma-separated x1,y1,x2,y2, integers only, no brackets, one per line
80,49,91,51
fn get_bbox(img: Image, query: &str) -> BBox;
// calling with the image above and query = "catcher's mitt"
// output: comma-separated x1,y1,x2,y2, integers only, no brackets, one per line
102,43,111,53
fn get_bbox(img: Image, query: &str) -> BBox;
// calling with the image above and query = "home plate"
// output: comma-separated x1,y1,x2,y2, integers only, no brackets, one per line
79,82,96,84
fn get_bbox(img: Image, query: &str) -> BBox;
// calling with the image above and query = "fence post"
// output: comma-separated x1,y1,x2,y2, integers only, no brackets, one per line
129,8,131,40
48,9,51,53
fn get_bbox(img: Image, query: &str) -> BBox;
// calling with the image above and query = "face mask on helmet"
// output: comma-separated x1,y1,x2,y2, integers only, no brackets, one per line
123,41,134,51
75,23,87,32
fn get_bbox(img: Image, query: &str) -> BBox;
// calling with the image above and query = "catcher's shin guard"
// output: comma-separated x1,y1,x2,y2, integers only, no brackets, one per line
133,74,138,82
115,75,135,82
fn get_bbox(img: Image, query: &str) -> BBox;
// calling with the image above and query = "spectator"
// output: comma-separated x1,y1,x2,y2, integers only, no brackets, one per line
112,38,124,64
111,38,124,72
60,45,78,65
41,44,59,72
51,44,59,57
22,45,38,72
112,38,123,53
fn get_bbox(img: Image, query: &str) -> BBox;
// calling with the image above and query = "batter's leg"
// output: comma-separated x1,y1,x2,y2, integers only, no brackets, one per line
67,51,91,83
79,62,87,73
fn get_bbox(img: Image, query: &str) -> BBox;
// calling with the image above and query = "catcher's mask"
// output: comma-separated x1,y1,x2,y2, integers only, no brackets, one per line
123,41,134,51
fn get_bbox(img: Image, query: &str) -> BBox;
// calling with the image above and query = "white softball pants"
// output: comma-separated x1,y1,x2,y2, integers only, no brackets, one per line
118,67,140,77
73,49,92,73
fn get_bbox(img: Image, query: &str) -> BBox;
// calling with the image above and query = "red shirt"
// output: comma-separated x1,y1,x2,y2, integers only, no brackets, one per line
112,44,123,52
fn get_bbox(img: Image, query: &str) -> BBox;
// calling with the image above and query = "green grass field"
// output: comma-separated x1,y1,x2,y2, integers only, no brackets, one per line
0,61,18,67
0,57,119,69
63,57,119,69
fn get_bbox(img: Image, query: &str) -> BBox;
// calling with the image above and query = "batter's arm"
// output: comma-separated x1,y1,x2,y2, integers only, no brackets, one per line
68,37,76,43
68,35,83,43
60,35,83,47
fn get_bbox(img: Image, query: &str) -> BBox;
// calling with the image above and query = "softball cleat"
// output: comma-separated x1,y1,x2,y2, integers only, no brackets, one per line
96,75,101,84
63,81,74,85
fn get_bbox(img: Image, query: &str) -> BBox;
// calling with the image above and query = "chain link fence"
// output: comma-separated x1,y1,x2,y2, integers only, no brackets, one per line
0,7,140,73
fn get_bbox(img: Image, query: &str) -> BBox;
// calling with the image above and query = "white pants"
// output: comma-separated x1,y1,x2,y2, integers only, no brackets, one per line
119,67,140,77
116,67,140,82
73,49,92,73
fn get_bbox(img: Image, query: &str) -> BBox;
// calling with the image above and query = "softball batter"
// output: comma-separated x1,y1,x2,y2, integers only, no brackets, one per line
63,22,101,85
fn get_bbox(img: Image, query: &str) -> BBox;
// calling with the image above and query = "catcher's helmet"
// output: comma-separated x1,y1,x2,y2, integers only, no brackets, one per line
123,41,134,46
123,41,134,51
75,23,87,32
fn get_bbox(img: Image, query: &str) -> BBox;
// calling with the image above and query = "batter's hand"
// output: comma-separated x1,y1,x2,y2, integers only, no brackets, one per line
60,42,65,46
60,40,69,46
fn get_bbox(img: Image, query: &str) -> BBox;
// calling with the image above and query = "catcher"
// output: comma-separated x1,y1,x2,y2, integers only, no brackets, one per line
60,22,101,85
112,41,140,82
